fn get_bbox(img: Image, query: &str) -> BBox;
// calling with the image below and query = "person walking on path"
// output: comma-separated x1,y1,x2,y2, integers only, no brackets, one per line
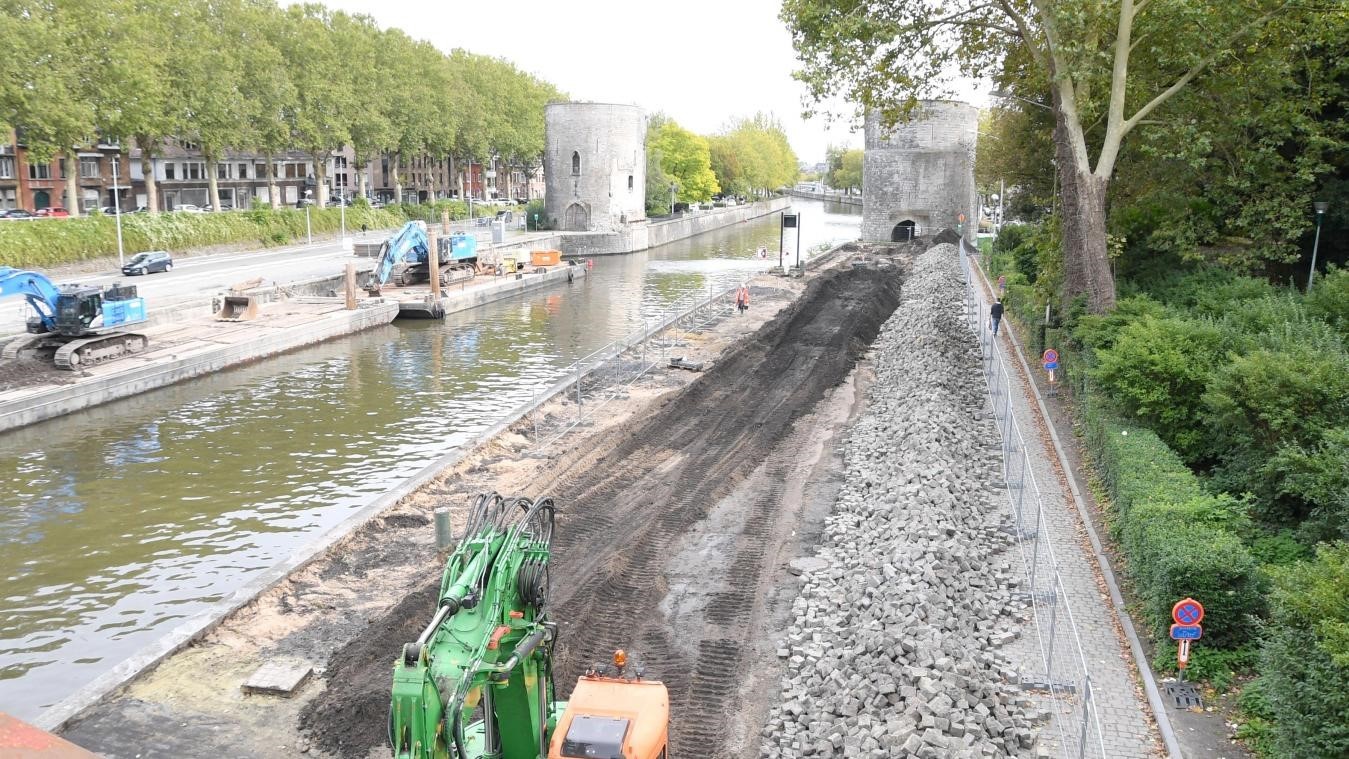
990,298,1004,336
735,284,750,315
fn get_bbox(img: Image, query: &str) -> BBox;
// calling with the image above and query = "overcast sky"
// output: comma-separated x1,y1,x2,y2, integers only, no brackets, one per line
303,0,986,164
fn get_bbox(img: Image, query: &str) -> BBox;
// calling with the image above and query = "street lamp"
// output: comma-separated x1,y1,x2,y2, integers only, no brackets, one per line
111,156,125,267
1308,201,1329,292
669,183,676,216
305,189,313,244
990,89,1053,112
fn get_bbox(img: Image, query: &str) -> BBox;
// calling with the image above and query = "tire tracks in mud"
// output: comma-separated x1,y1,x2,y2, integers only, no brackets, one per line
300,267,903,756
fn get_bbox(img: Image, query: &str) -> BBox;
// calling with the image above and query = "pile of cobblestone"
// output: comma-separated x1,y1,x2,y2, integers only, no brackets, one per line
761,244,1043,757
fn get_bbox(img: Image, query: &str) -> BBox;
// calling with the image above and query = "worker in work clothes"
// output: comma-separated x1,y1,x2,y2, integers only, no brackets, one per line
735,284,751,315
990,298,1004,336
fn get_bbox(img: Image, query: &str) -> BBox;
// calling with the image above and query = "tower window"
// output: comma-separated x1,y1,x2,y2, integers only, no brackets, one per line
628,175,633,191
571,151,580,176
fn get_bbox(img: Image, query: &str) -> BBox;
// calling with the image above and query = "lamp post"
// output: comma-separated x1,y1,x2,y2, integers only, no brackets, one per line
111,156,125,267
669,183,676,216
1308,201,1329,292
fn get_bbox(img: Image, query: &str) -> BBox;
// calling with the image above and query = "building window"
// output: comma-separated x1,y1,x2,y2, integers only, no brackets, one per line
164,162,175,180
29,163,51,180
285,163,300,179
185,162,204,180
0,188,15,210
217,163,231,179
178,139,198,151
256,163,268,179
335,173,349,189
0,157,12,179
628,174,634,191
333,155,348,169
571,151,580,175
80,157,100,178
238,163,248,179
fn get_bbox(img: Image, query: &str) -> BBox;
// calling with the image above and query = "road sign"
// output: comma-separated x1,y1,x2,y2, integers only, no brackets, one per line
1042,349,1059,370
1170,623,1203,640
1173,598,1204,625
1177,639,1192,669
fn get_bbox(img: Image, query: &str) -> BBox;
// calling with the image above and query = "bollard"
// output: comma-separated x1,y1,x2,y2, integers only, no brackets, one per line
427,227,442,301
344,262,357,310
434,507,452,551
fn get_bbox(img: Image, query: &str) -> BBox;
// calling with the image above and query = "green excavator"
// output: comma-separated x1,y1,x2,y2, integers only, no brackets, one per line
390,493,669,759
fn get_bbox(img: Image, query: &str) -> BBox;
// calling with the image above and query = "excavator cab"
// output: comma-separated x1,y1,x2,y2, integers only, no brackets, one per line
548,654,669,759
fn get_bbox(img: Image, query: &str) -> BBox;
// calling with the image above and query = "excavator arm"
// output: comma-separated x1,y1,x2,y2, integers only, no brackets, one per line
0,266,61,332
369,221,431,289
391,493,557,759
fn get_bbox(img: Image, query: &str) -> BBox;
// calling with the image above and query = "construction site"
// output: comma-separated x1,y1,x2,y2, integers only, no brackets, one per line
3,229,1155,759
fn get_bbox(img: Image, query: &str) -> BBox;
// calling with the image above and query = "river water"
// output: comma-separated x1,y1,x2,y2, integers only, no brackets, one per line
0,200,860,719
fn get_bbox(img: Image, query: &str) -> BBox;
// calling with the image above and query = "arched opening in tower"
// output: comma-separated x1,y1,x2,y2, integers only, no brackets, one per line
564,202,589,230
891,220,916,241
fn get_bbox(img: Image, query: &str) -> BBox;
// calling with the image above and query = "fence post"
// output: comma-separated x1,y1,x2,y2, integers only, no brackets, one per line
1078,676,1094,759
1044,573,1060,690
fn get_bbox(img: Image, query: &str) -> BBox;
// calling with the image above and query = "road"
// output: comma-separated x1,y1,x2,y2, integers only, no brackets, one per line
0,221,542,335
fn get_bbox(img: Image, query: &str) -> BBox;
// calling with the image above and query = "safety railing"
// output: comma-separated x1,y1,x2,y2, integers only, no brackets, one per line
957,240,1107,759
526,285,737,450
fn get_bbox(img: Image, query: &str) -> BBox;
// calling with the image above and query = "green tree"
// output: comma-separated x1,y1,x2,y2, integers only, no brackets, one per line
276,4,355,207
652,121,719,203
834,149,862,194
782,0,1316,313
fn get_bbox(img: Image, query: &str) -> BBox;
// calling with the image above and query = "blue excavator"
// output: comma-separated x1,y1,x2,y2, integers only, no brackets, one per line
366,221,480,294
0,267,149,369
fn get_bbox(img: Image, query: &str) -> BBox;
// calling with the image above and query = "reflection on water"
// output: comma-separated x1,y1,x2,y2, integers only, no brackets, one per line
0,200,859,717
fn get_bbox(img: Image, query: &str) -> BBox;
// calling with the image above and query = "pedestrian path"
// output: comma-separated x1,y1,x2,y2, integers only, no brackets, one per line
958,245,1159,758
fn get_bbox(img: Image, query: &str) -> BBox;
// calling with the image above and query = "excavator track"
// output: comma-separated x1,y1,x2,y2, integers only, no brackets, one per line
53,331,148,370
1,333,46,361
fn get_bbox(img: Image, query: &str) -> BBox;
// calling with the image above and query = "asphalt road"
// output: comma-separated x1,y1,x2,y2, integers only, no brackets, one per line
0,221,539,335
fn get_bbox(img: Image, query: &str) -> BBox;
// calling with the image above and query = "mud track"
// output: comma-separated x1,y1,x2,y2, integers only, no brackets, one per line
301,267,902,756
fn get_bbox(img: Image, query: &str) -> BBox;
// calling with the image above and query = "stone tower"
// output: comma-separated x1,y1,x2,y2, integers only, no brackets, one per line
543,102,647,232
861,101,979,243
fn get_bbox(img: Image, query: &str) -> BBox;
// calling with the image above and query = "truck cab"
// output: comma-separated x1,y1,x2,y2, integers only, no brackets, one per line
549,675,669,759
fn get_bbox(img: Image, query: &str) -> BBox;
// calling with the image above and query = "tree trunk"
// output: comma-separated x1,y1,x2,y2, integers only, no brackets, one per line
501,162,511,203
64,153,81,216
312,152,329,206
356,157,368,199
265,152,280,209
1054,120,1117,313
392,152,403,205
206,156,221,211
138,137,159,213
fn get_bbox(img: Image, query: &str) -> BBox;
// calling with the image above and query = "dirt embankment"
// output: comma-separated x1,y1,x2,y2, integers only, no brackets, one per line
299,266,904,757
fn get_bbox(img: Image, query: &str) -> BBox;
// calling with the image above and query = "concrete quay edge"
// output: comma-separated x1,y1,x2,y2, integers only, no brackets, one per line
0,302,399,434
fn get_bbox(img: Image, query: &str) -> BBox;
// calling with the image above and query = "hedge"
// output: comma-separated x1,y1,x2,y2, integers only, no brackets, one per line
0,202,517,269
1259,542,1349,758
1085,402,1264,648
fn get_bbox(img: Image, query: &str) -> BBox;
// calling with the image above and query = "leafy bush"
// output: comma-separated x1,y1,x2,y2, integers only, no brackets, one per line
1260,542,1349,758
1070,295,1167,355
525,199,547,230
1091,316,1233,460
1267,428,1349,544
1204,344,1349,525
1304,265,1349,335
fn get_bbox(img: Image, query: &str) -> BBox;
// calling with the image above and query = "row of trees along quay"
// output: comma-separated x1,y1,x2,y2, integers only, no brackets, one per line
0,0,564,216
784,1,1346,757
643,112,800,217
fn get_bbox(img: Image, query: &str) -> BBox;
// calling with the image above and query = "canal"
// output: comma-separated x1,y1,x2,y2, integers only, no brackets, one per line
0,199,860,719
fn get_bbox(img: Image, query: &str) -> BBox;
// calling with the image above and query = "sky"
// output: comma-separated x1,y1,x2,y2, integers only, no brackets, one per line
300,0,986,165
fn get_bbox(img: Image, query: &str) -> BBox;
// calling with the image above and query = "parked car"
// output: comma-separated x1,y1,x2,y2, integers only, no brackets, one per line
175,204,204,213
201,203,233,212
99,206,122,215
1,209,35,219
495,209,514,224
121,250,173,276
34,207,70,217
